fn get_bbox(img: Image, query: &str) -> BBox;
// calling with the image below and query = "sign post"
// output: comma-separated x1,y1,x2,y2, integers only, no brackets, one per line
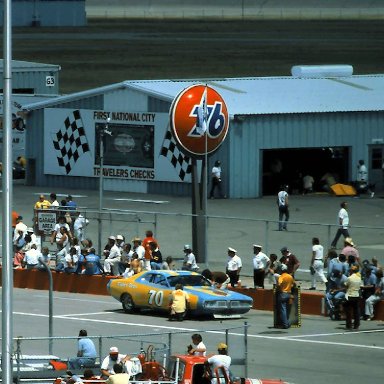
170,84,229,264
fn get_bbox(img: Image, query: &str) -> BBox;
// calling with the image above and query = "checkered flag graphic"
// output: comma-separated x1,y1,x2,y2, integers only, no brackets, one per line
52,110,90,174
160,129,192,181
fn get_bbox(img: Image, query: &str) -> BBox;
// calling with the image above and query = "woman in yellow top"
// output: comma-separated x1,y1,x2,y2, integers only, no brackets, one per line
343,265,362,330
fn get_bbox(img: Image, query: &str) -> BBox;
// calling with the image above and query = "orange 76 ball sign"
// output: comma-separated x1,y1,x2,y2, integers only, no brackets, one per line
170,84,229,157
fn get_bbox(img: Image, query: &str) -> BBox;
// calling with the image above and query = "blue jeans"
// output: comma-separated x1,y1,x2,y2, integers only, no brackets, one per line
278,205,289,230
325,291,345,310
278,292,291,328
150,262,162,270
68,357,96,369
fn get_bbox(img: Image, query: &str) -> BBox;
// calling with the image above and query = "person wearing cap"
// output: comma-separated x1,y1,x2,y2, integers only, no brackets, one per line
309,237,328,290
104,236,122,276
65,195,77,210
100,347,130,378
364,268,384,321
280,247,300,277
340,237,361,267
205,342,231,384
330,201,350,249
252,244,270,289
276,263,295,329
22,227,40,252
132,237,146,266
68,329,97,370
73,213,89,245
182,245,199,272
343,265,363,330
226,247,242,287
209,160,225,199
277,184,289,231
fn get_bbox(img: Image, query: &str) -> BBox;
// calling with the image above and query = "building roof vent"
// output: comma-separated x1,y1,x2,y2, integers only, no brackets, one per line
291,65,353,78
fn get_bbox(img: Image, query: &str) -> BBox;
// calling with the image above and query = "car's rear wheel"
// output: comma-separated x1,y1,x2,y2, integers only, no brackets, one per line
121,293,138,313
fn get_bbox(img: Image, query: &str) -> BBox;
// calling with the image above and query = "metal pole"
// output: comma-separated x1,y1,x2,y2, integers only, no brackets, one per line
2,1,14,383
204,89,208,267
39,258,53,355
244,321,248,378
98,118,112,256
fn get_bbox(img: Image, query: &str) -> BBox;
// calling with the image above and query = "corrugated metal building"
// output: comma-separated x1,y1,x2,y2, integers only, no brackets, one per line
22,74,384,197
0,59,60,95
0,60,61,160
0,0,86,27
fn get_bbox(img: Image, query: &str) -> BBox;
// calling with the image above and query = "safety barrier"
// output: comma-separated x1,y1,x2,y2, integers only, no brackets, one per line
3,268,383,320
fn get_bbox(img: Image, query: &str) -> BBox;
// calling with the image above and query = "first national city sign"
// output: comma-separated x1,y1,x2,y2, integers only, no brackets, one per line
170,84,229,157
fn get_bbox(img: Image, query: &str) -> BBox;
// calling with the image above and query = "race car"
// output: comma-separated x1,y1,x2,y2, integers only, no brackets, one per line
107,270,253,317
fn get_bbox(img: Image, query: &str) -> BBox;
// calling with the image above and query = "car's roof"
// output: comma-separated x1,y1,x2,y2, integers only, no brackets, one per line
134,270,200,278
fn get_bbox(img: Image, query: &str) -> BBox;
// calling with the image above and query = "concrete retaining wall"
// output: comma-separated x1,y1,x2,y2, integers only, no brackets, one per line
86,0,384,19
3,269,384,320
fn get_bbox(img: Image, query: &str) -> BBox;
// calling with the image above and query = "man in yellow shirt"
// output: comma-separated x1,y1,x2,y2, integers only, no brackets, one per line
277,264,295,329
169,283,190,321
34,194,51,210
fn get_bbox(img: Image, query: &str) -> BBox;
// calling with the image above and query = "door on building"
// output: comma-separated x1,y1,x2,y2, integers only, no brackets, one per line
369,145,384,192
262,147,350,195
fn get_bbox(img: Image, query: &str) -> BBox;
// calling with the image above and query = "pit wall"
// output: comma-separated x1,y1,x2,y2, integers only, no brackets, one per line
3,269,384,320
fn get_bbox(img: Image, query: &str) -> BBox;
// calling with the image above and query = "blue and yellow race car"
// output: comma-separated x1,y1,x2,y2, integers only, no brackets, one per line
107,270,253,317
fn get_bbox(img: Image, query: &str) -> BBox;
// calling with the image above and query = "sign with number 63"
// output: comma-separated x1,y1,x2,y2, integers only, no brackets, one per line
46,76,55,87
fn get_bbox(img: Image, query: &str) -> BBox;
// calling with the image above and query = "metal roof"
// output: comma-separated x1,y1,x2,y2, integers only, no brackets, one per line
0,59,61,72
22,75,384,115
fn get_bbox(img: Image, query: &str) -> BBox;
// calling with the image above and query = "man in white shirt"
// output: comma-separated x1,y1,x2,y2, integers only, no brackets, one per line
209,160,225,199
74,214,89,244
182,245,199,272
23,244,42,269
277,185,289,231
252,244,270,289
226,247,242,287
309,237,328,290
205,343,232,384
331,202,350,248
104,237,122,276
100,346,130,378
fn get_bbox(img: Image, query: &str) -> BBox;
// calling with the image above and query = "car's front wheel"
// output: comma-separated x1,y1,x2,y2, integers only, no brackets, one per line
121,293,138,313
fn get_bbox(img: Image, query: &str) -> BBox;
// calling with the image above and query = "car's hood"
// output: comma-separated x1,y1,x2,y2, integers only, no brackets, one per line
183,286,250,300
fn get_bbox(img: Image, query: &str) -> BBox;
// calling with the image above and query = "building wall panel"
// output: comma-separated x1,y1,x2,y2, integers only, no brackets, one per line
229,111,384,198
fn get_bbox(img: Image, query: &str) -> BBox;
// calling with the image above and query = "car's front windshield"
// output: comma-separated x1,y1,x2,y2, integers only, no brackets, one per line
167,275,211,288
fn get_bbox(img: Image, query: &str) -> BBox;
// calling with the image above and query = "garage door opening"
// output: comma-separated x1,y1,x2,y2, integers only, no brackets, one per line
262,147,350,195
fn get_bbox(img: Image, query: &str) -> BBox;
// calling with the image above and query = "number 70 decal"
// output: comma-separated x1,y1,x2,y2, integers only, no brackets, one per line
148,290,164,306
